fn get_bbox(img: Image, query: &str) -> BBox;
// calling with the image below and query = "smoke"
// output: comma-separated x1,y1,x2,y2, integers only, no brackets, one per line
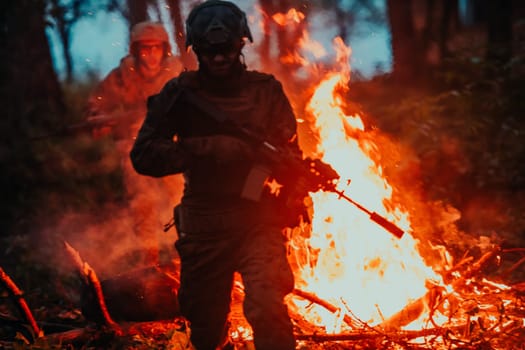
19,135,185,283
32,185,181,282
36,204,139,278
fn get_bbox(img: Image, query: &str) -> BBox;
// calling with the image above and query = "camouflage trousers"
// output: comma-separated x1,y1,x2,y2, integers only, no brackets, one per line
174,209,296,350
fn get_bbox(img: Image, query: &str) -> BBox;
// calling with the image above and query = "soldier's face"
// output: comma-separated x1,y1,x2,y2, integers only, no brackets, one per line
197,40,243,78
137,40,164,72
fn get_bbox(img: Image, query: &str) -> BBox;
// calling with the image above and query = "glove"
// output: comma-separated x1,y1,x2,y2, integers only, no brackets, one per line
285,176,313,225
181,135,253,163
267,174,312,228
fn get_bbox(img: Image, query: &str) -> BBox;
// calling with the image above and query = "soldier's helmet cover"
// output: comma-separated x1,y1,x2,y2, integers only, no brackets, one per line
185,0,253,50
130,21,172,54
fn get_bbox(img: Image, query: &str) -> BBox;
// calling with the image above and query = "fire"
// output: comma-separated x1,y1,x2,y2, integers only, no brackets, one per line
249,6,450,332
272,8,305,25
231,6,523,348
286,38,444,331
280,30,327,66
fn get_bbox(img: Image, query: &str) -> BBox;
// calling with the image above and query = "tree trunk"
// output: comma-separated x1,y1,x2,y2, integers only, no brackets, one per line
49,0,74,83
421,0,436,54
387,0,423,82
0,0,65,232
486,0,512,65
166,0,197,70
257,0,308,75
127,0,148,27
257,0,278,72
440,0,460,59
2,0,64,135
334,5,349,43
469,0,488,25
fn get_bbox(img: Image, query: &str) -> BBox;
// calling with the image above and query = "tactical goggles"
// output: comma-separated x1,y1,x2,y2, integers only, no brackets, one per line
194,41,241,58
139,43,164,53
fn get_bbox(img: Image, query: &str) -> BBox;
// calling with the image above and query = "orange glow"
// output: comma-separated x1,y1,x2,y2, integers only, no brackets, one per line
287,48,443,329
259,7,447,333
231,7,519,347
265,13,446,332
272,8,305,25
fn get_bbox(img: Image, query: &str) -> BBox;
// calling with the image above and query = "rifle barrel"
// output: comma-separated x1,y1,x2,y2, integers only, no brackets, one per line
332,189,404,239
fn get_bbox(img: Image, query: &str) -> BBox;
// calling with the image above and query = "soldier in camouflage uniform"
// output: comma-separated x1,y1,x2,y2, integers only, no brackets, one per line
87,21,183,266
130,1,298,349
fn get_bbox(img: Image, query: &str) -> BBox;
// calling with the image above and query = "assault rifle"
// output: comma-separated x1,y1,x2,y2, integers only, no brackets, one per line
31,111,143,140
181,89,405,239
30,115,111,140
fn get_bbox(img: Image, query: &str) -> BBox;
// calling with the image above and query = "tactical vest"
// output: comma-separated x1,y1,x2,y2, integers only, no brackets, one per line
164,68,296,211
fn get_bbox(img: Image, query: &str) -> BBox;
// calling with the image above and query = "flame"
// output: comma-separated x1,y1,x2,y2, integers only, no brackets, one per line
280,30,328,66
252,7,448,332
285,37,445,331
232,7,521,346
272,8,305,25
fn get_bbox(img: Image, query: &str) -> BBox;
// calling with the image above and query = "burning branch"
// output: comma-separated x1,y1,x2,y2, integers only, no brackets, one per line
293,288,358,328
295,326,454,341
0,266,42,339
378,285,444,331
458,246,501,281
63,241,122,335
502,249,525,278
380,295,427,331
442,246,503,297
507,255,525,274
443,253,474,282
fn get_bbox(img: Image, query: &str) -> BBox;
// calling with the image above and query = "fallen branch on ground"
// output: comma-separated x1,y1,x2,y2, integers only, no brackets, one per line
63,241,122,335
295,325,456,341
293,288,358,328
0,266,42,339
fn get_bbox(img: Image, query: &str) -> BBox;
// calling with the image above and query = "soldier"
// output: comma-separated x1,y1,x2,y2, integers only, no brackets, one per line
87,21,183,267
130,1,299,349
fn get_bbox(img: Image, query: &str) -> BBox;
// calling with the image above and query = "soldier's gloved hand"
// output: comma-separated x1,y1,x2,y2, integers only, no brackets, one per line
182,135,253,163
283,175,313,226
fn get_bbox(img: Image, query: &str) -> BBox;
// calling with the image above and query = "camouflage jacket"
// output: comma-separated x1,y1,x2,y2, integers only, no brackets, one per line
87,55,183,137
130,65,300,210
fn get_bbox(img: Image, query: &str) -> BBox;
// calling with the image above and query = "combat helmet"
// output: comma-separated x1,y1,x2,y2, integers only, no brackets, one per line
185,0,253,51
130,21,172,56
